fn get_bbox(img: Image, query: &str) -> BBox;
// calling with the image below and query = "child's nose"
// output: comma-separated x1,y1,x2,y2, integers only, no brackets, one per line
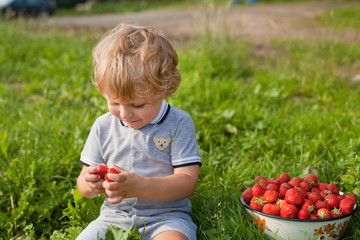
119,105,133,120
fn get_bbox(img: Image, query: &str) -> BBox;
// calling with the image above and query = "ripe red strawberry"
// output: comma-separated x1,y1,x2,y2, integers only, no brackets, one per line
242,188,253,204
301,201,315,214
279,172,291,182
310,187,321,194
266,183,279,192
337,195,344,202
262,203,280,216
307,192,321,204
280,204,298,218
330,207,344,218
106,168,120,182
324,194,339,209
288,177,302,188
344,194,357,205
326,183,339,195
339,198,355,215
250,197,266,211
276,199,287,209
298,209,310,219
257,178,269,187
317,208,331,219
310,214,318,219
254,176,268,187
299,181,311,192
279,183,292,198
319,190,332,200
318,183,328,191
268,177,277,184
254,176,266,182
304,174,319,187
97,164,108,179
262,190,280,204
252,184,266,198
285,188,305,205
315,200,329,210
296,187,306,198
274,177,287,186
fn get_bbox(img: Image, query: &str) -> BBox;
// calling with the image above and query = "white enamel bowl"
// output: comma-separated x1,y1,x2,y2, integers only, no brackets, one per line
240,195,357,240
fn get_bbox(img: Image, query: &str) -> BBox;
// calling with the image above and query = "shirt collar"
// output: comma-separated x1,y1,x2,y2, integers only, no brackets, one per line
150,100,169,124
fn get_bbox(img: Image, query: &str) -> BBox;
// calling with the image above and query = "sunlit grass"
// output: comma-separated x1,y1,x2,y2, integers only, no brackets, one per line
317,2,360,32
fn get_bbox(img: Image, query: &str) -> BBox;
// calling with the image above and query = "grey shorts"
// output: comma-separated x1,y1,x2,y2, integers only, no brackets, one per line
76,215,197,240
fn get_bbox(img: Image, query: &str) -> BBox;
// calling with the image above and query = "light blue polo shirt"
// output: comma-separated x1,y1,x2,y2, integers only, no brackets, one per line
79,101,201,238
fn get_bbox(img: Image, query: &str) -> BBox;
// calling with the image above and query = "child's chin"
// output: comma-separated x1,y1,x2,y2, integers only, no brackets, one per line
127,122,146,129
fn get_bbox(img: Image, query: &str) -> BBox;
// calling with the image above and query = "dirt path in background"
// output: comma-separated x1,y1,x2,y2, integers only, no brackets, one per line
47,1,359,44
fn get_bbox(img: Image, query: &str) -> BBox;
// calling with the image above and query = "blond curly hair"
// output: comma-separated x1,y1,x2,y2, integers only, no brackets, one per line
92,24,181,101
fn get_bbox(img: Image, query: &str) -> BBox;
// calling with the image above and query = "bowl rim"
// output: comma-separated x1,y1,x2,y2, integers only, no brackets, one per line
240,195,357,222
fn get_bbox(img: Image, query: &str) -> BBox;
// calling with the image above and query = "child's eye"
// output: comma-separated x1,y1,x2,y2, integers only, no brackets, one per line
108,101,119,105
133,104,145,109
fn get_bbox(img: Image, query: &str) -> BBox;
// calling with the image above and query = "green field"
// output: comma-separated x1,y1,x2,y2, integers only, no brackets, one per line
1,2,360,239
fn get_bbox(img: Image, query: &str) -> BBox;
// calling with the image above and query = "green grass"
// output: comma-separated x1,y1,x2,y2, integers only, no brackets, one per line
1,3,360,239
317,2,360,32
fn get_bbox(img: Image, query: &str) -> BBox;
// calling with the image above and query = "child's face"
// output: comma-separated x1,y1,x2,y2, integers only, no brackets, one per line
107,95,164,129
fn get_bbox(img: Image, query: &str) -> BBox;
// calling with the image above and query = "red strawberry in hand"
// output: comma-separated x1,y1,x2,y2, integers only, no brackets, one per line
97,164,108,179
106,168,120,182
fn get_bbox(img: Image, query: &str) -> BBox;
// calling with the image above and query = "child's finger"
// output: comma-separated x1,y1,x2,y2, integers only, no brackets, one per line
107,195,124,204
87,165,100,174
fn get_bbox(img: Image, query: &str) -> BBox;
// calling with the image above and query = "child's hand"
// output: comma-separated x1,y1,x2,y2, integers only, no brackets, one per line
83,165,106,194
103,165,142,204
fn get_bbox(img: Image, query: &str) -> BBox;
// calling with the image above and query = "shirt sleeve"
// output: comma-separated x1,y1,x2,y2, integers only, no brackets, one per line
80,119,105,166
170,114,202,168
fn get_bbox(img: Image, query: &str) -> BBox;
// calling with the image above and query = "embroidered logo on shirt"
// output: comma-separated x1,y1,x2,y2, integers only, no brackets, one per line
153,136,172,151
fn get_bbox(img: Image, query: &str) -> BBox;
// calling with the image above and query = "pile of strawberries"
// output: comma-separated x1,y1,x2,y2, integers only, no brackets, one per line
242,173,357,219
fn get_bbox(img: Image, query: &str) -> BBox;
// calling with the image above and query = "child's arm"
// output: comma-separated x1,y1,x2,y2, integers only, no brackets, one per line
103,164,199,204
77,165,106,199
